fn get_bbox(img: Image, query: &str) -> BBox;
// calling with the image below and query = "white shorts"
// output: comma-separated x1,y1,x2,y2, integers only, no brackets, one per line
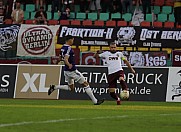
64,70,85,85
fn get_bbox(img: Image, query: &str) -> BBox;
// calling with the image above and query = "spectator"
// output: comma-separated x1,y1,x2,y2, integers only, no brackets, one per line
80,0,91,12
1,0,6,19
90,0,101,14
0,0,4,24
174,0,181,25
11,0,24,24
62,0,74,11
33,6,47,24
101,0,113,13
112,0,122,13
121,0,133,13
141,0,151,17
58,7,70,20
51,0,62,19
5,0,14,19
45,0,51,11
35,0,44,11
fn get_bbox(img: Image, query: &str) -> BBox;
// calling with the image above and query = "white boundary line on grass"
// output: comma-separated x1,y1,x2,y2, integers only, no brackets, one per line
0,114,181,128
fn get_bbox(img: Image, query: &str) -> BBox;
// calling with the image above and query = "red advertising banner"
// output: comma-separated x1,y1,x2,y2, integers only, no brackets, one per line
81,52,100,65
172,50,181,66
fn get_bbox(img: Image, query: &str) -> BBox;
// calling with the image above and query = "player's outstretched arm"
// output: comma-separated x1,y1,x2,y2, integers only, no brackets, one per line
93,50,103,58
124,59,136,75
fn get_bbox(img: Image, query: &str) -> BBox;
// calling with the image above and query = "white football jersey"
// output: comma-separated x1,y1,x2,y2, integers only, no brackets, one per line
99,51,125,75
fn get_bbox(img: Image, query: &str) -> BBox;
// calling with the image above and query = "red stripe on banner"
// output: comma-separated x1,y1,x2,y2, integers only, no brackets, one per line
81,52,100,65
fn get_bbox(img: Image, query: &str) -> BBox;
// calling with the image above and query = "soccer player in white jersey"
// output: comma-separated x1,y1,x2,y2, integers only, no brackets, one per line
48,35,104,105
94,42,136,105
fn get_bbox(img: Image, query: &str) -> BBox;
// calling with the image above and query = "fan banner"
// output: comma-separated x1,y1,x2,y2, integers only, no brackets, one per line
122,51,167,67
58,26,181,48
81,52,101,65
17,24,60,57
172,50,181,66
81,51,167,66
0,24,20,52
166,67,181,102
131,5,144,26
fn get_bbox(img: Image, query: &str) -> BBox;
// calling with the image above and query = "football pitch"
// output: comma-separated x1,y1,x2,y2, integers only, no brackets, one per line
0,99,181,132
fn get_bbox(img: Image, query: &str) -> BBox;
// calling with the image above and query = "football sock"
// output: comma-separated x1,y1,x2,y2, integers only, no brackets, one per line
120,80,128,90
55,85,71,91
110,92,119,100
84,85,97,104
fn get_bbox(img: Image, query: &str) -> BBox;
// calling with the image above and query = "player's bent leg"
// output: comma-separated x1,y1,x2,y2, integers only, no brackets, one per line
109,88,121,105
68,84,75,91
80,81,105,105
119,77,128,90
48,85,55,95
119,77,130,100
48,79,74,95
48,84,72,95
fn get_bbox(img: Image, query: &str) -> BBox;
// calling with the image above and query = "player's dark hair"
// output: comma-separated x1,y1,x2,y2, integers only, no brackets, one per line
109,42,116,46
65,35,74,41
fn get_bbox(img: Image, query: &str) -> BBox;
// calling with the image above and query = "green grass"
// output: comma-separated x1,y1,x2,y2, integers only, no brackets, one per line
0,99,181,132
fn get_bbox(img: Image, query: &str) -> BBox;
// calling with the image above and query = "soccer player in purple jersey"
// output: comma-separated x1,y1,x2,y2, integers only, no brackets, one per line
48,35,105,105
94,42,136,105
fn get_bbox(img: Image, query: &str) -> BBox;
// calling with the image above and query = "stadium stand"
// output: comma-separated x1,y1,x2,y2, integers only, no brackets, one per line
99,13,109,21
69,12,76,20
157,14,168,22
162,6,173,14
122,13,132,22
164,21,174,28
47,12,51,20
176,24,181,28
46,4,52,12
165,0,174,6
168,14,175,22
74,5,80,12
153,6,161,14
153,21,163,27
26,4,35,12
153,0,164,6
106,20,116,27
88,13,98,21
30,12,36,20
54,12,59,20
111,13,121,20
94,20,104,26
71,20,81,26
24,11,30,20
82,20,93,26
146,14,153,22
140,21,151,27
48,20,58,25
117,21,127,27
1,0,179,66
76,12,86,20
59,20,70,25
4,19,12,24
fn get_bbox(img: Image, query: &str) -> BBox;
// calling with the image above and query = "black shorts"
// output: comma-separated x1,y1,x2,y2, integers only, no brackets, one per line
107,70,124,88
